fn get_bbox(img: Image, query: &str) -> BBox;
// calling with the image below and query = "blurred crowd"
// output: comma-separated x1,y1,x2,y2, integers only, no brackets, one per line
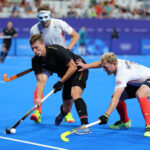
0,0,150,19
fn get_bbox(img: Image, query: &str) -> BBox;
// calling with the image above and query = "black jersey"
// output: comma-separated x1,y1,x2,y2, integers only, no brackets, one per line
32,44,85,77
3,27,17,42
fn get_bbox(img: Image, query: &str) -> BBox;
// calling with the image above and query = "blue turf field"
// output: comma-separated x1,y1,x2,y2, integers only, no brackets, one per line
0,56,150,150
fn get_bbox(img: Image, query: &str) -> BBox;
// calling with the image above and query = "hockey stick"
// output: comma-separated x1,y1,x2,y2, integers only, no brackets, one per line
60,120,101,142
6,89,54,134
0,35,11,39
3,68,33,82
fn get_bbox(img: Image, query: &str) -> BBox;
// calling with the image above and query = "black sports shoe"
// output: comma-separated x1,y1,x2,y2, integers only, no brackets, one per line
55,112,64,126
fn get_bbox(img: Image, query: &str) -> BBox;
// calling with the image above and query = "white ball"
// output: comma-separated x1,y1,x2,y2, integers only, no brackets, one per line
10,128,16,134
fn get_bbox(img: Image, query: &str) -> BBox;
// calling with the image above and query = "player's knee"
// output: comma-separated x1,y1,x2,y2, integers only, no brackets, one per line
72,94,81,100
71,89,82,99
136,90,145,99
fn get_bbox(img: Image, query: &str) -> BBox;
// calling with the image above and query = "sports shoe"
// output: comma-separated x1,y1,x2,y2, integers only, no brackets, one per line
64,112,75,123
30,110,41,123
75,126,92,135
55,112,64,126
109,120,132,129
144,125,150,137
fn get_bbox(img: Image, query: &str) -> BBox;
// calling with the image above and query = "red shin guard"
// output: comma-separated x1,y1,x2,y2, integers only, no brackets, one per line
34,88,43,114
116,101,130,123
138,97,150,125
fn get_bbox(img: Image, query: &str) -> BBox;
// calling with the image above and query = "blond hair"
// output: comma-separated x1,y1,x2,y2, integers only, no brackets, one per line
100,52,117,64
29,34,44,45
37,4,50,12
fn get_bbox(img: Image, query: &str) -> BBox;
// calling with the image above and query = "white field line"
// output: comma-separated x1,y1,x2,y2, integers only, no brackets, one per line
0,80,5,83
0,136,69,150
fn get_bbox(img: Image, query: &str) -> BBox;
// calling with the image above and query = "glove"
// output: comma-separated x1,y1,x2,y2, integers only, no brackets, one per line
53,81,63,93
98,113,109,125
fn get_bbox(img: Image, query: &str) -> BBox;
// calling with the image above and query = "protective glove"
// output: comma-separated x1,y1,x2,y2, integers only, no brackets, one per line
98,113,109,125
53,81,63,93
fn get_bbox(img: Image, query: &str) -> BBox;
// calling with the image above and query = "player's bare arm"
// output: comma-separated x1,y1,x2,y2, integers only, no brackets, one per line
67,30,79,50
76,59,102,71
106,87,125,116
36,73,48,107
60,59,77,83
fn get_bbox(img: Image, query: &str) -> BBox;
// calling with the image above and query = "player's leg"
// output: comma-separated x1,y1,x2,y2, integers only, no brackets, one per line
0,41,10,62
0,43,8,63
55,83,74,125
55,99,74,126
136,80,150,137
30,70,50,123
72,86,91,134
81,44,86,56
30,88,43,123
109,84,139,129
72,69,91,134
63,100,75,123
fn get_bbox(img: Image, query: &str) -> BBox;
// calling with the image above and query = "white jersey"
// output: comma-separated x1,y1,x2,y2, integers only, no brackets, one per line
30,18,73,48
115,59,150,89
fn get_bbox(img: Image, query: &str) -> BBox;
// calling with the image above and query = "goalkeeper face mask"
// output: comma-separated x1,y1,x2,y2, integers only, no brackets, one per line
37,10,51,22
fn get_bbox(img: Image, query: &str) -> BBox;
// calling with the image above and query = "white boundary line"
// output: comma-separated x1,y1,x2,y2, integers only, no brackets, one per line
0,136,68,150
0,81,5,83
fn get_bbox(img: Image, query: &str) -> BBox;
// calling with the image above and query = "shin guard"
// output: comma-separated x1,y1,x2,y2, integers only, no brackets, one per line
138,97,150,125
117,101,130,123
74,98,88,125
34,88,43,114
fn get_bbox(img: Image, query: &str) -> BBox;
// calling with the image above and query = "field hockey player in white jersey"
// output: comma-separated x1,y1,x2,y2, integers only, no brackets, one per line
30,4,79,124
76,52,150,137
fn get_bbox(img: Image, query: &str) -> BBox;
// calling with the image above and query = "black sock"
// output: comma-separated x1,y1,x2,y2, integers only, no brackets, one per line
3,52,8,60
74,98,88,125
60,104,68,117
0,52,4,59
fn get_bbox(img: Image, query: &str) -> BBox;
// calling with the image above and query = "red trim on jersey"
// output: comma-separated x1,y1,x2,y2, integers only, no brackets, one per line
61,31,66,46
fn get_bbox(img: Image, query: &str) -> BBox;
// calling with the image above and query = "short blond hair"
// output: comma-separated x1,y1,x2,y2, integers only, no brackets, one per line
100,52,117,64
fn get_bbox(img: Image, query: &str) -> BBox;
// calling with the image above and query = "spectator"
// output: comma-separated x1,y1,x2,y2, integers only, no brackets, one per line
88,6,97,18
102,1,112,18
143,8,150,19
10,2,20,17
0,1,3,12
94,3,103,19
67,6,78,18
90,0,97,8
24,2,33,14
71,0,83,9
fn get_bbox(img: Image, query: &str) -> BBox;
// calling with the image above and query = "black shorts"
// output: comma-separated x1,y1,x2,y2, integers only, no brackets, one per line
119,79,150,101
80,42,85,46
3,40,11,50
62,70,89,100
